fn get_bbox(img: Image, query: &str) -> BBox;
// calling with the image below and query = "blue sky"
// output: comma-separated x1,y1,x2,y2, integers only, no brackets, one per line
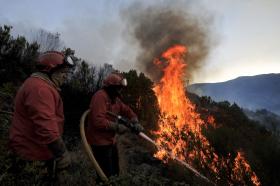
0,0,279,83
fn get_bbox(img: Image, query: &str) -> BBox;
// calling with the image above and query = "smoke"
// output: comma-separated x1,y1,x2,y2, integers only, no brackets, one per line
121,2,214,82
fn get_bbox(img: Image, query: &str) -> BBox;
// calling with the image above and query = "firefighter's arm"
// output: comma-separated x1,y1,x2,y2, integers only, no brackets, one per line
89,93,112,131
118,100,144,134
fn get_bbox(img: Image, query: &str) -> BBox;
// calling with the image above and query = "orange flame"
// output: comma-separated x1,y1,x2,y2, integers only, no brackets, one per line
152,44,261,185
207,115,216,127
231,152,261,186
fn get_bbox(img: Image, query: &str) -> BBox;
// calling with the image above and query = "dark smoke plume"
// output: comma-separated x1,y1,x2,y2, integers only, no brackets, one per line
121,2,213,82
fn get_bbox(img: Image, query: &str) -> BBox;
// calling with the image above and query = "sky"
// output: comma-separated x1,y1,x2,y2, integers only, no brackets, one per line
0,0,279,83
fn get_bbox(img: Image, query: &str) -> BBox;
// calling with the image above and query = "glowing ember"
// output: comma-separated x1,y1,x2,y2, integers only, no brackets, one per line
207,115,216,127
152,44,261,185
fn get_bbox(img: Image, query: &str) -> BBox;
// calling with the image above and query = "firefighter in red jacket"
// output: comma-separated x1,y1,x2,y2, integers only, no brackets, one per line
86,73,144,181
9,51,75,179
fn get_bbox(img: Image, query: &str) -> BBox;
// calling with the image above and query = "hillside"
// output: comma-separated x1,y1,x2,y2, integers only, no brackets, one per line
1,25,280,186
243,108,280,134
188,73,280,115
2,91,280,185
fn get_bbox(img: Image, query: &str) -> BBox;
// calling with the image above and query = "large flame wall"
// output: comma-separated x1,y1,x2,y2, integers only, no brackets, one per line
152,45,260,185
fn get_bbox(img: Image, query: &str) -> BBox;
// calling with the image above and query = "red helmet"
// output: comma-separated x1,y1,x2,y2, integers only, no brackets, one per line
36,51,75,73
103,73,127,88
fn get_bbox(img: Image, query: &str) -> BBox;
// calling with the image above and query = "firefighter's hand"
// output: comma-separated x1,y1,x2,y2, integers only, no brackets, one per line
48,138,71,169
56,151,71,170
109,122,129,134
132,122,144,134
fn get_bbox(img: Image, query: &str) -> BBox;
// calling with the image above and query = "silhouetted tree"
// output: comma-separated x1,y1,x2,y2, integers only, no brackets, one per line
122,70,159,131
95,63,114,90
0,25,39,85
67,60,96,93
31,29,63,52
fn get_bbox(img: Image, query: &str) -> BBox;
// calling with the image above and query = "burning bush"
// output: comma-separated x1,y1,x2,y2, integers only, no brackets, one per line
152,45,261,185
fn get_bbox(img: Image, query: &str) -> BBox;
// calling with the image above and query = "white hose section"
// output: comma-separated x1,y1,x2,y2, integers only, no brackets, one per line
139,132,214,185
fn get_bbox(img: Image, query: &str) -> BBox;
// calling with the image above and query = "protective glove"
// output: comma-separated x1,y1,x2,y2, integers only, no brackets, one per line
108,122,129,134
132,122,144,134
48,138,71,169
55,151,71,170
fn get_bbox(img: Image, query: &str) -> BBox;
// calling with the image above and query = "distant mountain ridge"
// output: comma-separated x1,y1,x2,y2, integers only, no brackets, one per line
188,73,280,115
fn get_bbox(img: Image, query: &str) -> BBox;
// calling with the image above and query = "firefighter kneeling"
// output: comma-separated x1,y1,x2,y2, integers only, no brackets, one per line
85,73,144,183
9,51,75,183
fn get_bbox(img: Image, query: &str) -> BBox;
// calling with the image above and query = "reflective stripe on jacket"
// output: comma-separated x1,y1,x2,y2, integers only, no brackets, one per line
9,73,64,160
86,89,137,145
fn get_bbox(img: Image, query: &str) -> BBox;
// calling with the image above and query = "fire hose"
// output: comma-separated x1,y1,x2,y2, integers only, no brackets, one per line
80,109,214,185
106,111,214,185
79,109,109,182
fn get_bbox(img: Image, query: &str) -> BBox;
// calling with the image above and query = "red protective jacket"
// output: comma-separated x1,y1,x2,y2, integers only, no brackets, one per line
86,89,137,145
9,73,64,160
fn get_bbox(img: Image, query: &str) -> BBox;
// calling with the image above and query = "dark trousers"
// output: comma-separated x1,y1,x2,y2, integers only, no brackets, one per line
91,144,119,182
6,153,56,185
